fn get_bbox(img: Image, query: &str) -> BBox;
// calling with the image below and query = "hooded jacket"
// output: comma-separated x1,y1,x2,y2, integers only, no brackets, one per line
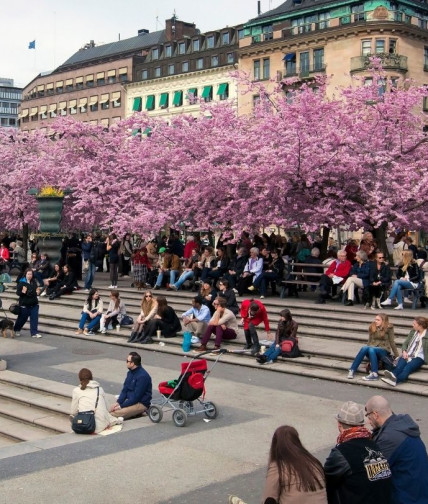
372,414,428,504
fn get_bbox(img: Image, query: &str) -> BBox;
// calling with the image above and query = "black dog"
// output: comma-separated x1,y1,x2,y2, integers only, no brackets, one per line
1,318,14,338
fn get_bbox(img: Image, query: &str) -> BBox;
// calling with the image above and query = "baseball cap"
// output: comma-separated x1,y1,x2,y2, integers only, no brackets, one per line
158,247,166,254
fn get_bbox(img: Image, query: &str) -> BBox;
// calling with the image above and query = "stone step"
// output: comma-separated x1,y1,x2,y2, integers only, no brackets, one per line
0,416,60,443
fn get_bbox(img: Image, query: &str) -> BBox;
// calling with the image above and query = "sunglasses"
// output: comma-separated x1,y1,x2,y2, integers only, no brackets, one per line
145,295,152,298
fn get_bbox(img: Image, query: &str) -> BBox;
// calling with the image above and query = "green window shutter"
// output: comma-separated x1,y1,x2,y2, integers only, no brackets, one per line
132,128,141,136
217,83,228,95
173,90,183,106
159,93,169,108
143,127,152,137
132,97,142,111
145,95,154,110
201,85,212,99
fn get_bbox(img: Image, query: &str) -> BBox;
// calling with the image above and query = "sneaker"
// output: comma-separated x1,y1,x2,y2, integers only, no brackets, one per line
169,284,178,291
87,331,95,335
15,332,20,337
243,344,252,350
100,328,107,334
210,346,221,355
403,297,412,304
381,377,397,387
153,285,161,290
394,304,403,310
232,288,238,295
362,372,379,381
247,285,255,291
381,298,392,306
347,370,354,379
40,291,47,297
83,329,89,335
383,370,397,384
31,333,42,339
84,289,90,293
364,303,370,310
260,295,265,299
108,285,114,289
193,345,207,353
264,359,275,365
116,416,124,424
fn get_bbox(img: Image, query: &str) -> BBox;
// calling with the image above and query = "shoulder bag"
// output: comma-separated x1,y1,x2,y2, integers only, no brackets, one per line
72,387,99,434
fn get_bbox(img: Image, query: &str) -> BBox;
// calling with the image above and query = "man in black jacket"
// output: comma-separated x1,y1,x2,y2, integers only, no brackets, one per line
324,401,392,504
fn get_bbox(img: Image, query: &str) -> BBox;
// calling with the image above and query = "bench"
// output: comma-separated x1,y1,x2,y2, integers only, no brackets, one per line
280,262,329,298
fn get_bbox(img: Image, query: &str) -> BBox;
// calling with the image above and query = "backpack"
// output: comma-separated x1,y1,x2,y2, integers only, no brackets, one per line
280,336,303,358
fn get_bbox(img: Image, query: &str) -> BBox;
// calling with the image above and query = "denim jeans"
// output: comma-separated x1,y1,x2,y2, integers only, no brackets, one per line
79,312,101,331
253,271,279,296
14,304,39,335
350,346,388,373
155,270,179,287
264,344,282,362
84,262,96,289
393,356,424,383
388,279,414,304
174,270,194,289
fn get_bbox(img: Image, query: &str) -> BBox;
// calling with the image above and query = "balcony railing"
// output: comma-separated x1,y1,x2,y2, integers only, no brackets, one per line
284,63,327,78
350,53,408,73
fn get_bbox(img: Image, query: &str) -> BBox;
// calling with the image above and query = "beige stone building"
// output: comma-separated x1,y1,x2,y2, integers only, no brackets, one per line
238,0,428,115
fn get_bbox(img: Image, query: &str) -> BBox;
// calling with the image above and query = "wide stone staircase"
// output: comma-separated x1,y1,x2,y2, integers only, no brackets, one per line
1,279,427,405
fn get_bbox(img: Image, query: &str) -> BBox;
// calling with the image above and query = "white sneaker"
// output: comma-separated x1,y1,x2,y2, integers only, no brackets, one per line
260,295,265,299
108,285,115,289
381,377,397,387
116,416,124,424
31,333,42,339
15,332,20,337
40,291,46,297
100,328,106,334
347,370,354,379
394,304,403,310
381,298,392,306
403,297,412,304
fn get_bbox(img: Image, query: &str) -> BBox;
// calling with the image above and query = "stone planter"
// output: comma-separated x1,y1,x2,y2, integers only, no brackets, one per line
37,196,64,233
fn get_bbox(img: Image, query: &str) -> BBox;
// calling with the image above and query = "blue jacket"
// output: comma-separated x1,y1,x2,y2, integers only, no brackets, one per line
350,261,371,287
118,365,152,408
372,414,428,504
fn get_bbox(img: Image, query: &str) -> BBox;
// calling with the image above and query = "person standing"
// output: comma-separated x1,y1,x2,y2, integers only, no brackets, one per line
324,401,392,504
81,234,96,291
240,298,271,355
106,233,120,289
120,233,133,278
262,425,327,503
109,352,152,420
365,395,428,504
14,268,42,338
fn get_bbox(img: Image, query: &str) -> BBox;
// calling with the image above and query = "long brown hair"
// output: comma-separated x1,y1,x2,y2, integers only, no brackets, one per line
141,290,156,316
110,290,120,310
78,368,93,390
369,313,392,338
156,296,168,317
269,426,325,494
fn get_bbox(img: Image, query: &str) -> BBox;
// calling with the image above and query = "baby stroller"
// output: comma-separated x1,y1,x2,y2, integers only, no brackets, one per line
149,350,226,427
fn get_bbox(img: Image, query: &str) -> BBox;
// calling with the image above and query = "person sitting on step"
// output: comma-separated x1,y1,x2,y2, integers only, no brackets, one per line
194,297,238,353
128,290,158,343
339,250,370,306
347,313,398,381
181,295,211,339
75,288,104,335
257,309,298,364
100,290,127,333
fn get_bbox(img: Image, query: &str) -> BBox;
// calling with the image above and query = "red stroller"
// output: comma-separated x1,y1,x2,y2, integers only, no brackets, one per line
148,349,225,427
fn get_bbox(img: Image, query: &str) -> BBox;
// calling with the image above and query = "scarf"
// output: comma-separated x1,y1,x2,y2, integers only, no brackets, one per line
337,426,371,445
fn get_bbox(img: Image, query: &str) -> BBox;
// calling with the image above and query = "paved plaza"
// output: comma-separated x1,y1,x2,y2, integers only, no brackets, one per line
0,333,427,504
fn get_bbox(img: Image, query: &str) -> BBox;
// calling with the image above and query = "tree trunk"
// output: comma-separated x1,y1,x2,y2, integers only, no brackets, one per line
22,223,29,262
320,226,330,260
372,222,388,258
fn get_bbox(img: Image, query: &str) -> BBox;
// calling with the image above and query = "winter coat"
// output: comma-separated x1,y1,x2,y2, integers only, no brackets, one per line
372,414,428,504
16,278,39,307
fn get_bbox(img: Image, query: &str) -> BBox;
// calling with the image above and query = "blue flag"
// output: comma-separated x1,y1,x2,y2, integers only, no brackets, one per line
28,40,36,49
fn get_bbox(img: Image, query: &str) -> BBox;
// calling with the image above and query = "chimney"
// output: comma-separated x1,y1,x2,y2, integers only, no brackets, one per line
138,29,149,36
258,1,261,15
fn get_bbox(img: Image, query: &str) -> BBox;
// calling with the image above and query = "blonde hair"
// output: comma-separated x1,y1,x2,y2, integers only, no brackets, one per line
401,250,415,272
369,313,392,338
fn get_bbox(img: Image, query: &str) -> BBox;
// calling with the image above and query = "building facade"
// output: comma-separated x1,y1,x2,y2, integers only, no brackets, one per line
0,78,22,129
126,25,242,120
19,18,199,132
238,0,428,114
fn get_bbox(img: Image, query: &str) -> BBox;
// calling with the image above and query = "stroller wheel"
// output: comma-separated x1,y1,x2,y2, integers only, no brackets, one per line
172,408,187,427
148,405,163,423
204,402,218,419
